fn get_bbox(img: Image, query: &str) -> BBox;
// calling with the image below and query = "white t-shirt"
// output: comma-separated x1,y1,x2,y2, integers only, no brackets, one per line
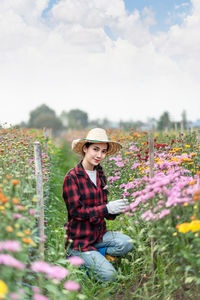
85,169,97,186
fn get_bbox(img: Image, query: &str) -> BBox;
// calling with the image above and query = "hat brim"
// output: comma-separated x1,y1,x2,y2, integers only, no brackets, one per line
72,139,122,156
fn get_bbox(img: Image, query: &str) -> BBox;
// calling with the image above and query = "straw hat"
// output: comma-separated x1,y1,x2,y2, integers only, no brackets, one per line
72,128,122,156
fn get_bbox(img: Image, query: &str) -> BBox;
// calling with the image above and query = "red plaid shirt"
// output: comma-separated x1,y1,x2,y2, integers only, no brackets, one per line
62,161,116,252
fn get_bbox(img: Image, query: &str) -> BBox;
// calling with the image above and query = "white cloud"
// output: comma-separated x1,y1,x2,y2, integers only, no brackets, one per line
0,0,199,126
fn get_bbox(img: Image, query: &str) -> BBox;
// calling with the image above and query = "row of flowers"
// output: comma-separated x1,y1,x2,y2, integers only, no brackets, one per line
0,128,82,300
103,129,200,285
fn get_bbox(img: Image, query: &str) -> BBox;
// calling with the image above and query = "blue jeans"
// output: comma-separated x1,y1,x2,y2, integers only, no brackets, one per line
67,231,133,282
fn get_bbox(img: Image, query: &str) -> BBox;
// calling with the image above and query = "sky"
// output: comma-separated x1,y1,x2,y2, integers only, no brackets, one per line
0,0,200,127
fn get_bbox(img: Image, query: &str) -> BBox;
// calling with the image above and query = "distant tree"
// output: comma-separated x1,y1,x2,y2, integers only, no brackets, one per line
26,104,63,135
100,118,110,129
157,111,171,131
61,109,88,129
33,114,63,132
88,118,101,128
28,104,56,128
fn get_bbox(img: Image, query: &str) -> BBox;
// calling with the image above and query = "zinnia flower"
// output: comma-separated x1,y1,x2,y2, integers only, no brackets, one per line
0,254,25,270
0,240,21,252
67,256,84,266
63,280,81,291
0,280,8,299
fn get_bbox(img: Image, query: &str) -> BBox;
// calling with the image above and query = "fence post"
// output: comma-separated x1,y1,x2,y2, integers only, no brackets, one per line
181,121,184,136
174,122,177,140
149,126,155,271
43,127,48,155
34,142,44,261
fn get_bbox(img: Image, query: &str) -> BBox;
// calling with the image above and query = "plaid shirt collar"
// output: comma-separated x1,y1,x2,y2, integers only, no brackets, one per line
74,160,86,176
74,160,100,188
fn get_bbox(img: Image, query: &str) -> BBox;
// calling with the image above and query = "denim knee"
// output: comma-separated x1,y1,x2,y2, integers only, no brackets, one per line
115,239,133,256
102,268,117,282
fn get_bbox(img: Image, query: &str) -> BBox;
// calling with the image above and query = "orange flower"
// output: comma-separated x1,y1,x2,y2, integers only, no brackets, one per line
6,175,12,180
189,180,197,185
6,226,14,232
24,229,31,235
193,195,199,201
22,238,33,244
12,198,20,205
11,180,20,186
197,171,200,176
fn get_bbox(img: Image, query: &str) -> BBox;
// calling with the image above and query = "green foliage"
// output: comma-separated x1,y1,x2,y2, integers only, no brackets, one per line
60,109,88,129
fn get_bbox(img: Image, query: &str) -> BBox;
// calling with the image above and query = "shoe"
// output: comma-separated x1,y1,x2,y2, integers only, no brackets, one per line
105,254,117,262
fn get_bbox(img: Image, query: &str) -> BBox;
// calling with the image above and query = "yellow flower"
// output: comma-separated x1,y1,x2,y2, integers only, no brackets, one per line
185,145,190,148
0,280,8,299
184,202,189,207
195,233,199,237
190,220,200,232
177,222,191,233
14,224,20,229
16,232,24,237
0,206,5,210
173,232,177,236
32,197,38,203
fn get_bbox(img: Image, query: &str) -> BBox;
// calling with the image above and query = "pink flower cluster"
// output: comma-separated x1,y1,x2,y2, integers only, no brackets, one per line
31,261,69,280
123,167,198,222
0,253,25,270
0,240,21,252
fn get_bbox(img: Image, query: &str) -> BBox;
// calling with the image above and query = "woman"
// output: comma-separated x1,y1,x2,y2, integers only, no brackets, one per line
62,128,133,282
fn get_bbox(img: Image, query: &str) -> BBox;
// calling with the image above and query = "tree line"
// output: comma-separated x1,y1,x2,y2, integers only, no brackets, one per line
16,104,190,136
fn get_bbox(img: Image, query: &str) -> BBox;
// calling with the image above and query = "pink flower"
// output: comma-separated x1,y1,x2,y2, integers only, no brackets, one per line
31,261,52,274
33,294,50,300
116,161,124,167
32,287,40,293
29,209,36,215
31,261,69,280
0,254,25,270
47,265,69,280
0,240,21,252
158,209,170,219
63,280,81,291
13,213,22,219
67,256,84,266
10,293,20,300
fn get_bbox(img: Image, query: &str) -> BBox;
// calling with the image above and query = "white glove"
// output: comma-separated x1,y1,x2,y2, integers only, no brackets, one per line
106,199,129,214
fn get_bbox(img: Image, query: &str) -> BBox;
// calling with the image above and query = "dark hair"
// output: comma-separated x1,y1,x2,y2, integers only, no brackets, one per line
84,142,109,152
83,142,109,189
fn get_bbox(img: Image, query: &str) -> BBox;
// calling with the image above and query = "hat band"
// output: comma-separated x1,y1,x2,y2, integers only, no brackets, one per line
82,139,109,143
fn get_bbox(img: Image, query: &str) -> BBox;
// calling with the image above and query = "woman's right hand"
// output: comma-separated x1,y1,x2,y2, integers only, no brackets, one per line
106,199,128,214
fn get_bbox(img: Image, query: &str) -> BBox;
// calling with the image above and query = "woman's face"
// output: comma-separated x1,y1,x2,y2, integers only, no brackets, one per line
82,143,108,170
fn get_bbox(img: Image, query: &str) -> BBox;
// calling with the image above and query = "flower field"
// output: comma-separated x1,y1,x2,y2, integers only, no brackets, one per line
1,126,200,299
0,128,83,300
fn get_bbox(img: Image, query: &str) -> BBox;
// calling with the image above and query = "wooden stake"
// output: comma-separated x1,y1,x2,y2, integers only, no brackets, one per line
181,121,184,135
43,127,48,155
174,122,177,140
34,142,44,261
